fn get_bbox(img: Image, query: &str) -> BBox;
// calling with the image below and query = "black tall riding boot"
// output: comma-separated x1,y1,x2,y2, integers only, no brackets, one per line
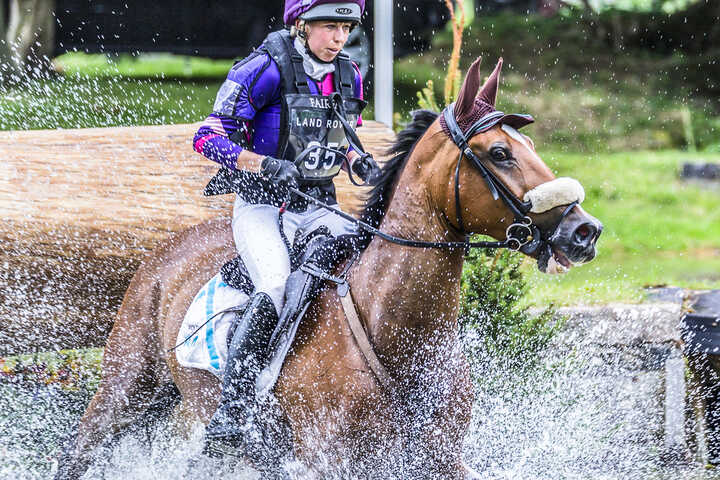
204,291,278,447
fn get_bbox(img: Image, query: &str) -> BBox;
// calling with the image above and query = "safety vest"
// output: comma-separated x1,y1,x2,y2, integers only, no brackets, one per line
204,29,365,211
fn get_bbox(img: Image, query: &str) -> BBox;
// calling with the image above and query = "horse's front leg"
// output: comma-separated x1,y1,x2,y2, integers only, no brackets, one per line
284,377,399,477
402,433,469,480
55,352,166,479
401,355,475,479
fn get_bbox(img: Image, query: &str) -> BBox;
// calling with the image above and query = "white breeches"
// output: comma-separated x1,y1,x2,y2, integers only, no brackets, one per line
232,195,357,315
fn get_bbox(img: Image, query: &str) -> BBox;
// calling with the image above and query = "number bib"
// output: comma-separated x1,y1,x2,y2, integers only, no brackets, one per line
284,94,365,180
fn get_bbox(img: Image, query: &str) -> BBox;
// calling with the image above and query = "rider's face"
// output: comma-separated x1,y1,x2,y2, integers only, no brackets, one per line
301,20,353,62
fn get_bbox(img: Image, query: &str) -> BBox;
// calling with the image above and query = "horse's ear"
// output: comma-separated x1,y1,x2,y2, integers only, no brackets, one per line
454,57,483,118
478,57,503,107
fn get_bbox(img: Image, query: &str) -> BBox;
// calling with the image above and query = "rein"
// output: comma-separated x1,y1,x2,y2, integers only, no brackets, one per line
289,187,512,250
289,100,582,253
287,104,557,252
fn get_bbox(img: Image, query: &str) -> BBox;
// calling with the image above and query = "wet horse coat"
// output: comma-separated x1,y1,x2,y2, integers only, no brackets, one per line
55,58,601,479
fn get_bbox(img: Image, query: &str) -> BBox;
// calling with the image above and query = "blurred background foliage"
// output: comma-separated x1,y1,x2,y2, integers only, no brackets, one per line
1,1,717,152
397,0,720,152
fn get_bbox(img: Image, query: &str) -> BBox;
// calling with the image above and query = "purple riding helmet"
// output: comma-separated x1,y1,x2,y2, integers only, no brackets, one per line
283,0,365,25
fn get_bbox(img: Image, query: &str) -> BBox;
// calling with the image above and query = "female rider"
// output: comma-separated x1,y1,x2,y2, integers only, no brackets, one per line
192,0,380,452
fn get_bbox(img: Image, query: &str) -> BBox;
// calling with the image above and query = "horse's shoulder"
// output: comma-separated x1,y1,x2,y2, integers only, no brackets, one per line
277,286,381,410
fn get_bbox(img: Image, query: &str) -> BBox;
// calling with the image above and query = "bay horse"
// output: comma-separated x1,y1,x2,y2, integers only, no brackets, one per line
55,57,602,479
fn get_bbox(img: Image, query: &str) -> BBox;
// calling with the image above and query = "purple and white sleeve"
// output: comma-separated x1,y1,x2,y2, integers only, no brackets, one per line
192,54,279,170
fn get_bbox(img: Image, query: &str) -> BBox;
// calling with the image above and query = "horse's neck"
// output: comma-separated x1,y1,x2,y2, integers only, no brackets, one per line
349,161,466,374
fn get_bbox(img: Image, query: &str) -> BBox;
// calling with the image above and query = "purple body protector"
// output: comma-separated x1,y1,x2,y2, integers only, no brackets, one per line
194,53,363,173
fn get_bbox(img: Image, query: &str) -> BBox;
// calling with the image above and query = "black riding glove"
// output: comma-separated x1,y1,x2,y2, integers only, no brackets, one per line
260,156,301,190
351,153,382,186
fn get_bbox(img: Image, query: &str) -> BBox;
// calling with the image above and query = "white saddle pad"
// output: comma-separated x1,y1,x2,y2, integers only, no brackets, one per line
175,273,249,378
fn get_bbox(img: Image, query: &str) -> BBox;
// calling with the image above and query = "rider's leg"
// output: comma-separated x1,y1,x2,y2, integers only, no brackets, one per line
204,291,277,442
206,201,356,447
276,233,358,333
205,200,300,445
253,234,357,395
275,205,360,343
231,201,299,313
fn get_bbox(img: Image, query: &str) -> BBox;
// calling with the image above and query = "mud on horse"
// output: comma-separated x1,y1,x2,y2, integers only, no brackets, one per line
55,57,601,479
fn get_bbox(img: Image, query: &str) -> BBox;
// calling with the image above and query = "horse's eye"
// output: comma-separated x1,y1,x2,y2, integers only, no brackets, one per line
490,146,510,162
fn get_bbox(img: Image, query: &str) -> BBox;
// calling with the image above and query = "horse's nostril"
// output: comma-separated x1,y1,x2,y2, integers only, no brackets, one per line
576,224,591,239
573,222,596,246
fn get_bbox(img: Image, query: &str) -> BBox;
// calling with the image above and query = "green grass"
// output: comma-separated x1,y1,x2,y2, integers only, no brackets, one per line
519,150,720,305
0,52,376,130
54,52,233,80
0,52,231,130
0,75,221,130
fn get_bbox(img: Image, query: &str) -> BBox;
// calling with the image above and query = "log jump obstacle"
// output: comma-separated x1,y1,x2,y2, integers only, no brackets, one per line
0,121,394,355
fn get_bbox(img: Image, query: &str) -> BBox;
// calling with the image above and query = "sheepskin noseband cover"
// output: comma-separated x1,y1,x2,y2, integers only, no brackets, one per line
523,177,585,214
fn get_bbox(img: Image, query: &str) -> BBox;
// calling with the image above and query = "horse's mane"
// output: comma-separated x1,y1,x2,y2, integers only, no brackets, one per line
357,109,439,249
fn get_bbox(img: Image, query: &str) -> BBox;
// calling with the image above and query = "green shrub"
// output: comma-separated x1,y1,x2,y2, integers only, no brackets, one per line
459,248,562,374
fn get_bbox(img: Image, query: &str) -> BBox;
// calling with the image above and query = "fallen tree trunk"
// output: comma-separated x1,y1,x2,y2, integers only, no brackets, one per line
0,121,394,355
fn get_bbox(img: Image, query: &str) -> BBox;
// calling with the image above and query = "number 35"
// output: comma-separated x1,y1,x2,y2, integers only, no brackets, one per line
304,141,339,170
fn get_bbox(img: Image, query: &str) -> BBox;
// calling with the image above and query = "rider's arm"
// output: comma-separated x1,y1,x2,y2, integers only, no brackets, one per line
193,54,281,172
193,115,254,170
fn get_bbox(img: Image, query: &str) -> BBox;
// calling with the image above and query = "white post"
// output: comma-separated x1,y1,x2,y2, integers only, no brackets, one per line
373,0,393,127
664,346,688,460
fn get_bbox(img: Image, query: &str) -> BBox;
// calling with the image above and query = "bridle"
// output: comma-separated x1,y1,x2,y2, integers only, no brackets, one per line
441,103,578,255
287,101,579,254
443,106,533,251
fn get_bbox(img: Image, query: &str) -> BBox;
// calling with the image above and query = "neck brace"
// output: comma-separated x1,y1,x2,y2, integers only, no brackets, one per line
294,36,336,81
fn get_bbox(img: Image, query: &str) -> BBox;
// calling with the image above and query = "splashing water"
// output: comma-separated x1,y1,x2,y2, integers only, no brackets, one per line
0,69,219,131
1,339,718,479
467,347,667,479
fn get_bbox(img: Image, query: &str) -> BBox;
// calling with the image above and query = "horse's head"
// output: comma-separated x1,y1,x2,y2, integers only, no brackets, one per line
430,57,602,273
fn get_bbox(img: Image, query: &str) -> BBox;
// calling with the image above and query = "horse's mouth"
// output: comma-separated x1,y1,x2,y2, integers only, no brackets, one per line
537,244,573,275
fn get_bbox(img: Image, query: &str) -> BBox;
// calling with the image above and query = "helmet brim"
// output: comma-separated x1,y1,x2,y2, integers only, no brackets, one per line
299,2,362,23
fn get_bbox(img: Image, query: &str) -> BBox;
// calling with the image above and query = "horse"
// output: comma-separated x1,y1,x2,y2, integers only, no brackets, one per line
55,57,602,479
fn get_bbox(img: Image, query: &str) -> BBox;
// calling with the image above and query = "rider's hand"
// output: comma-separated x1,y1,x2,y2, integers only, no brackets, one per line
260,156,301,190
351,153,382,186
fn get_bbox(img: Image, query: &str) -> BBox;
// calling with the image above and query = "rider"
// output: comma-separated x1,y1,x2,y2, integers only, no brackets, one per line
192,0,380,451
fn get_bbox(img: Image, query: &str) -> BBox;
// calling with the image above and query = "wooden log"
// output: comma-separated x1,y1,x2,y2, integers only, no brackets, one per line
0,122,394,355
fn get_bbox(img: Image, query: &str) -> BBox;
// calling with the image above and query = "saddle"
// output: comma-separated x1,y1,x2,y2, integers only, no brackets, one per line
218,226,333,294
